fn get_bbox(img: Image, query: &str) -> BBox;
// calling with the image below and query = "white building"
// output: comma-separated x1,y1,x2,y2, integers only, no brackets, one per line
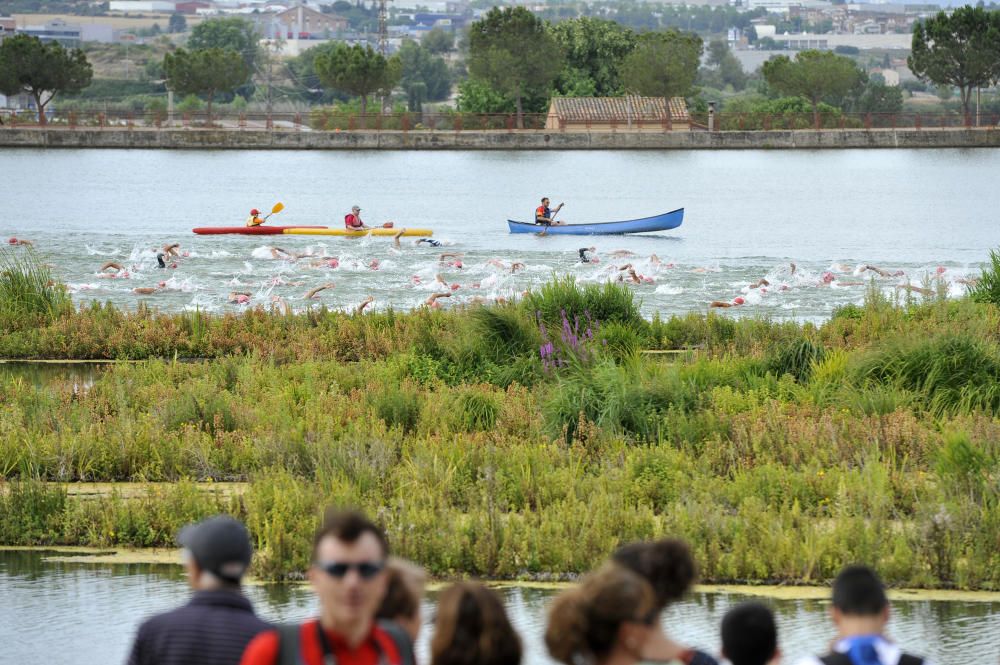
109,1,178,11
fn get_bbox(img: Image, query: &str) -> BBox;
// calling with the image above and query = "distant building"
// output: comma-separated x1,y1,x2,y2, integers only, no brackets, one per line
256,5,347,39
770,31,911,49
109,0,179,11
175,1,213,13
545,96,691,132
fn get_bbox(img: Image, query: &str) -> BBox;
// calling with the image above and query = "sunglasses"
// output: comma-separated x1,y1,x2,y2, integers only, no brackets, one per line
317,560,385,579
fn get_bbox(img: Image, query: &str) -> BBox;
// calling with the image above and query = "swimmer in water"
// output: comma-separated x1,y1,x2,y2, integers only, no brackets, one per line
425,292,452,308
392,229,407,249
99,261,126,274
7,237,33,247
896,284,934,296
162,243,181,258
439,252,464,269
790,262,797,275
578,247,597,263
228,291,252,304
863,264,905,278
416,238,441,247
356,296,375,315
750,278,770,289
608,249,636,258
305,283,336,300
132,286,161,295
510,262,526,275
709,297,746,308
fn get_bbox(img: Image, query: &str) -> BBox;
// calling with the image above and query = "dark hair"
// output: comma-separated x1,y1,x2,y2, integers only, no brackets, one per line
721,602,778,665
546,565,655,665
612,538,696,610
376,559,425,622
431,582,521,665
312,509,389,561
832,565,887,616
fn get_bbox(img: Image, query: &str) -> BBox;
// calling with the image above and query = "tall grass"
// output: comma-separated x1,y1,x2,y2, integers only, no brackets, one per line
969,248,1000,306
0,247,72,328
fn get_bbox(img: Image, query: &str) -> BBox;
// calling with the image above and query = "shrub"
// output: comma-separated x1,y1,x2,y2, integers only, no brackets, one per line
0,247,72,329
525,276,643,327
969,248,1000,307
767,338,826,383
373,383,422,433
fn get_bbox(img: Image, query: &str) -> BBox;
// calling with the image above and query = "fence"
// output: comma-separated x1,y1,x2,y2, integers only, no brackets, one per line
1,109,998,132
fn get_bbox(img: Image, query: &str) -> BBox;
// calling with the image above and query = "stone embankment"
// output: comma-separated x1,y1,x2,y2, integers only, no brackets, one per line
1,126,998,149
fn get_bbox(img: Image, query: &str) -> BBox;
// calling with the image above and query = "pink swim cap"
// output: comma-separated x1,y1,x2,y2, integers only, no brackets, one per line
157,281,166,288
370,260,380,270
327,258,340,269
936,266,946,275
170,263,178,269
641,275,654,284
733,296,745,305
452,260,463,268
7,237,16,244
236,294,250,304
182,251,190,257
822,272,835,284
451,283,460,291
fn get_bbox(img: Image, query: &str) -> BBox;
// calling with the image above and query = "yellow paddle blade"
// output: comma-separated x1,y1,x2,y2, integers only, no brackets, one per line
271,202,284,215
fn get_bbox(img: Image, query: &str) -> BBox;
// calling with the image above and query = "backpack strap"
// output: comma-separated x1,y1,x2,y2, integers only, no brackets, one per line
377,620,415,665
819,654,853,665
898,655,924,665
276,623,303,665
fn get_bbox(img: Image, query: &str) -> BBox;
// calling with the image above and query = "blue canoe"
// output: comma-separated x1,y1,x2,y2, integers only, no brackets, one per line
507,208,684,235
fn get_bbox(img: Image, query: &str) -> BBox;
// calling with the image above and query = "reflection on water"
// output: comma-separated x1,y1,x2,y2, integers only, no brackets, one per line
1,551,998,665
0,361,109,391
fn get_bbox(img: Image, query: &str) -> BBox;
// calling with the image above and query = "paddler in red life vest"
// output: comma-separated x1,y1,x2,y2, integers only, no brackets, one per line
345,205,372,230
535,197,566,226
246,209,264,227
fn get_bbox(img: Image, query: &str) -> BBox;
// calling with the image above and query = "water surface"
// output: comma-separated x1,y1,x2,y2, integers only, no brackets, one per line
1,550,997,665
3,148,998,320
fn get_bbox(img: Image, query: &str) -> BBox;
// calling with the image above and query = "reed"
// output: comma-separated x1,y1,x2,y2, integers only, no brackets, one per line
0,247,72,329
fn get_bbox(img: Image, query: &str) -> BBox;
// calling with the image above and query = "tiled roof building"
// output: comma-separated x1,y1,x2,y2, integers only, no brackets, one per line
545,96,690,131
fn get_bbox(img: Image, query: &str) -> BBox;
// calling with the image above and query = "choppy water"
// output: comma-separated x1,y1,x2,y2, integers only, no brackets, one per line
0,550,997,664
3,148,999,321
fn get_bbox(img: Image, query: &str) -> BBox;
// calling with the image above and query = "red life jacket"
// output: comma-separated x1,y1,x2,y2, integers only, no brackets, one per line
345,214,363,229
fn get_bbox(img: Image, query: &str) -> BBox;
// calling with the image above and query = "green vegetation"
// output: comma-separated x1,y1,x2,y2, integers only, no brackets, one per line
315,43,401,118
467,6,564,128
909,5,1000,117
762,50,865,126
163,47,250,122
0,247,72,330
0,34,93,125
621,30,702,99
2,253,1000,588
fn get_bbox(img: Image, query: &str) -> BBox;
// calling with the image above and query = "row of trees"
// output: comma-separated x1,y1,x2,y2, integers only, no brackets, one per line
463,9,703,127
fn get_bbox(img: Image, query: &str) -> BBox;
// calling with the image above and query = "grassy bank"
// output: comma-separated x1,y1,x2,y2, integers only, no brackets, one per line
1,252,999,589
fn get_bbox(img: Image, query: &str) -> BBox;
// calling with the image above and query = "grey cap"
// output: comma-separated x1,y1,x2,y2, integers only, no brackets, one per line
178,515,252,583
352,205,361,211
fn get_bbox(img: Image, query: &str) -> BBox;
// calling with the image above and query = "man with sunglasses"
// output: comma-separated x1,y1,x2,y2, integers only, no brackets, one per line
241,510,415,665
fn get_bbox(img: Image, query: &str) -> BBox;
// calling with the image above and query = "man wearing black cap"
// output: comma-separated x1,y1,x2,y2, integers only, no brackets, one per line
126,515,271,665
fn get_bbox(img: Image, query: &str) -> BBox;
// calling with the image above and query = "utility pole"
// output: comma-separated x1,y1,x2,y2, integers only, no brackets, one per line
377,0,389,113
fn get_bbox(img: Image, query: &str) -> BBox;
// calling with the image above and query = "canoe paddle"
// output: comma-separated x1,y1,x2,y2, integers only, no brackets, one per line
538,204,562,237
263,202,284,221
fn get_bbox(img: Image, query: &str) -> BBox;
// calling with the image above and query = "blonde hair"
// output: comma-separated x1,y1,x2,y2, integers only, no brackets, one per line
545,565,656,665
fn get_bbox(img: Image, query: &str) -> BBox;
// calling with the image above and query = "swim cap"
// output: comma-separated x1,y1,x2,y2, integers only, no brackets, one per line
453,260,463,268
327,258,340,269
450,283,460,291
158,281,166,288
236,294,250,304
170,263,178,269
936,266,946,274
7,237,16,244
733,296,745,305
251,209,260,215
822,272,835,284
370,259,380,270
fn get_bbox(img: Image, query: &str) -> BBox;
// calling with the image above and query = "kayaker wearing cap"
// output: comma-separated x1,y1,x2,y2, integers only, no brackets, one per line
345,205,370,230
125,515,271,665
246,209,265,227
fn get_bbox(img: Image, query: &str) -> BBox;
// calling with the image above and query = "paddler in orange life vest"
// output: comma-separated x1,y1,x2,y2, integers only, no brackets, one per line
535,197,565,226
246,208,264,227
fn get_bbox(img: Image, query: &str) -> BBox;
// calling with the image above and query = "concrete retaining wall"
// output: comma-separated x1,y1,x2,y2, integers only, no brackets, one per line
1,127,999,150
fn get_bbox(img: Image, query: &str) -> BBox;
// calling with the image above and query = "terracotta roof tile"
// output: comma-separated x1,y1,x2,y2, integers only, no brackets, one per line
550,96,689,123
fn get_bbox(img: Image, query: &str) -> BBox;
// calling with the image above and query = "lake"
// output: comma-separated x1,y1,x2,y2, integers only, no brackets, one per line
3,148,999,321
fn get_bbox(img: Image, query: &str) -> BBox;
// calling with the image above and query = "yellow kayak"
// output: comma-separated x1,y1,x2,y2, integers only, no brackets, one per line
282,227,433,237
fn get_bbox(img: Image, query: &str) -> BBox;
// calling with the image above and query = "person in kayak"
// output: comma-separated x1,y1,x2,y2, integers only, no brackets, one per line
246,209,264,227
535,198,565,226
345,206,370,230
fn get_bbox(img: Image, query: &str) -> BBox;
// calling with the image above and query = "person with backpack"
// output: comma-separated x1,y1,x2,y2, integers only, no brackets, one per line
795,565,930,665
240,509,415,665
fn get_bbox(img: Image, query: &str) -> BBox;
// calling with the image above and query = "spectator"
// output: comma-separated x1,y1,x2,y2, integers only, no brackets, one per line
612,539,718,665
721,602,780,665
240,509,414,665
125,515,271,665
546,565,659,665
795,565,929,665
431,582,521,665
376,558,427,642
